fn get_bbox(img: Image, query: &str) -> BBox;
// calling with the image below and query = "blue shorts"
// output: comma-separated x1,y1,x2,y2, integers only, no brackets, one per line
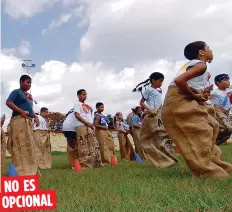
63,131,76,139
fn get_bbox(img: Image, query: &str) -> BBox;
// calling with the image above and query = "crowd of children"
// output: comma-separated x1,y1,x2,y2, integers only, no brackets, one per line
1,41,232,179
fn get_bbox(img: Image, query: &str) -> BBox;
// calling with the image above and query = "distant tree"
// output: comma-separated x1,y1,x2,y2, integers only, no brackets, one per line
107,114,115,129
46,112,66,131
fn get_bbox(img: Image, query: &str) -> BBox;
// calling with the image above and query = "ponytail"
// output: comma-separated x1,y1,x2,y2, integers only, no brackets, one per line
132,72,164,95
132,79,150,92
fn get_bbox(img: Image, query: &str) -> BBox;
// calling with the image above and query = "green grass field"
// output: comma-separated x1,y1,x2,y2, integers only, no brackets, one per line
5,144,232,212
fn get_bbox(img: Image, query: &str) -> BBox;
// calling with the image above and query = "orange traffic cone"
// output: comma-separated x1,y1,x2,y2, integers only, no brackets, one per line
74,159,82,172
111,155,117,167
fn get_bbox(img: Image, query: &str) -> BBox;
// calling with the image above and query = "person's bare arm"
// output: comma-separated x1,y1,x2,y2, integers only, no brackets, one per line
174,63,208,100
94,116,107,130
75,112,93,129
140,98,152,113
115,121,127,134
229,92,232,104
140,98,157,116
6,101,29,119
34,113,40,127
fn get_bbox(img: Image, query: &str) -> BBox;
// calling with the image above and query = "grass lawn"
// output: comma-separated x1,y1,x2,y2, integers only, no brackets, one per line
5,144,232,212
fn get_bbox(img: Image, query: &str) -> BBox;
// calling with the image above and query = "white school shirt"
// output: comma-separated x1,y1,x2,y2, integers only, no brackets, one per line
62,112,79,132
34,115,49,130
142,86,163,110
170,59,210,93
210,88,232,110
74,102,93,127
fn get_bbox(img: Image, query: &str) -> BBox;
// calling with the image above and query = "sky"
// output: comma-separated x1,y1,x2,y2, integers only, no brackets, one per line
1,0,232,130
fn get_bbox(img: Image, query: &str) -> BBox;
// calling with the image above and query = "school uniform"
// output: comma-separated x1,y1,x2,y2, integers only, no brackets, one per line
161,60,232,178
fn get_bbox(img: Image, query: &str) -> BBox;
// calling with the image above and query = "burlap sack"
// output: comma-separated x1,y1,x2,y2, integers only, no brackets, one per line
1,128,6,175
117,132,136,161
6,130,12,155
10,115,39,176
214,105,232,146
131,126,147,160
34,130,52,169
161,86,232,178
139,110,178,168
95,129,115,164
76,126,104,168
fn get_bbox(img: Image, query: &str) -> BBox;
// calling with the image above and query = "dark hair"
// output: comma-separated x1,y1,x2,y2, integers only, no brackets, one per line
184,41,206,60
132,72,164,93
96,102,104,108
214,74,230,84
77,89,86,95
40,107,48,113
134,106,142,114
134,106,143,118
20,75,31,82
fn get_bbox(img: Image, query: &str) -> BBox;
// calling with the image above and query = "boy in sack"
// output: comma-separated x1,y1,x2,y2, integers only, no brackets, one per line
209,74,232,145
6,75,39,176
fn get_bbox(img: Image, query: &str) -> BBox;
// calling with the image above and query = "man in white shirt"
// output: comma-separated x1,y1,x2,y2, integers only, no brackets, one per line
34,107,52,169
210,74,232,145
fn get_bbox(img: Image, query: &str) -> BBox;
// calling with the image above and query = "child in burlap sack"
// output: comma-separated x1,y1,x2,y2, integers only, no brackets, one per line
133,72,178,168
6,75,39,176
94,102,115,164
209,74,232,146
131,106,147,160
74,89,104,168
33,107,52,169
161,41,232,178
114,112,136,161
